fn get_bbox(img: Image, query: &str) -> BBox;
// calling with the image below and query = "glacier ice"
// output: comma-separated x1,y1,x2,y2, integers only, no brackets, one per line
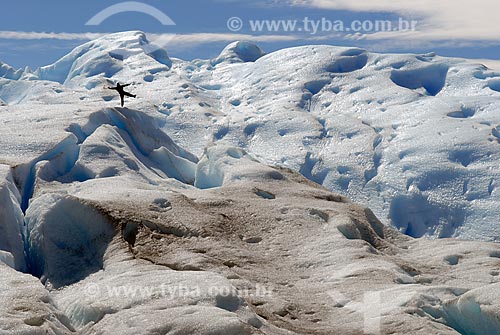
0,165,26,271
0,262,74,334
444,283,500,335
25,194,116,288
0,31,499,334
34,31,171,87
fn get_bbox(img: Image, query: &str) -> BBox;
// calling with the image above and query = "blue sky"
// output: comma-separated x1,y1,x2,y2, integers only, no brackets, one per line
1,0,499,69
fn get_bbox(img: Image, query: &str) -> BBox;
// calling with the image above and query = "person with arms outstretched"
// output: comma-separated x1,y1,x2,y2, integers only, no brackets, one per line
108,82,136,107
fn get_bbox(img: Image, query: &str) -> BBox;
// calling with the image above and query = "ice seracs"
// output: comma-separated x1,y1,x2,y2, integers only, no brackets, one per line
0,61,24,81
32,31,172,88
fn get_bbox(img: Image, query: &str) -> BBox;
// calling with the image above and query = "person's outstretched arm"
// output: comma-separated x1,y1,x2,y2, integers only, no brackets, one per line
108,86,117,90
122,83,131,87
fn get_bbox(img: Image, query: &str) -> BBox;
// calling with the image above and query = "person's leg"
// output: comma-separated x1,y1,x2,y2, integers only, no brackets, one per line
124,92,136,98
120,94,124,107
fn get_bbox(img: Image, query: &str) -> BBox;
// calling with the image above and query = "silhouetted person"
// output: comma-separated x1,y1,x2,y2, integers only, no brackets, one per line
108,83,136,107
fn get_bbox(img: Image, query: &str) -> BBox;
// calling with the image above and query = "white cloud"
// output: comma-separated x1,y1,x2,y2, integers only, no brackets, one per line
142,32,302,53
152,32,299,47
0,30,303,53
0,30,300,44
0,31,104,40
290,0,500,41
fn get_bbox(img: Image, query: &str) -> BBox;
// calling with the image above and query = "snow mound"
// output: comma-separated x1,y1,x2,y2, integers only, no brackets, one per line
66,108,198,184
34,31,172,87
213,41,265,65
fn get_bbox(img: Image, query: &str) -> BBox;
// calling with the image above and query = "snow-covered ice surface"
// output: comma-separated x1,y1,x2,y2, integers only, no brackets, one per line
0,32,499,240
0,31,499,334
